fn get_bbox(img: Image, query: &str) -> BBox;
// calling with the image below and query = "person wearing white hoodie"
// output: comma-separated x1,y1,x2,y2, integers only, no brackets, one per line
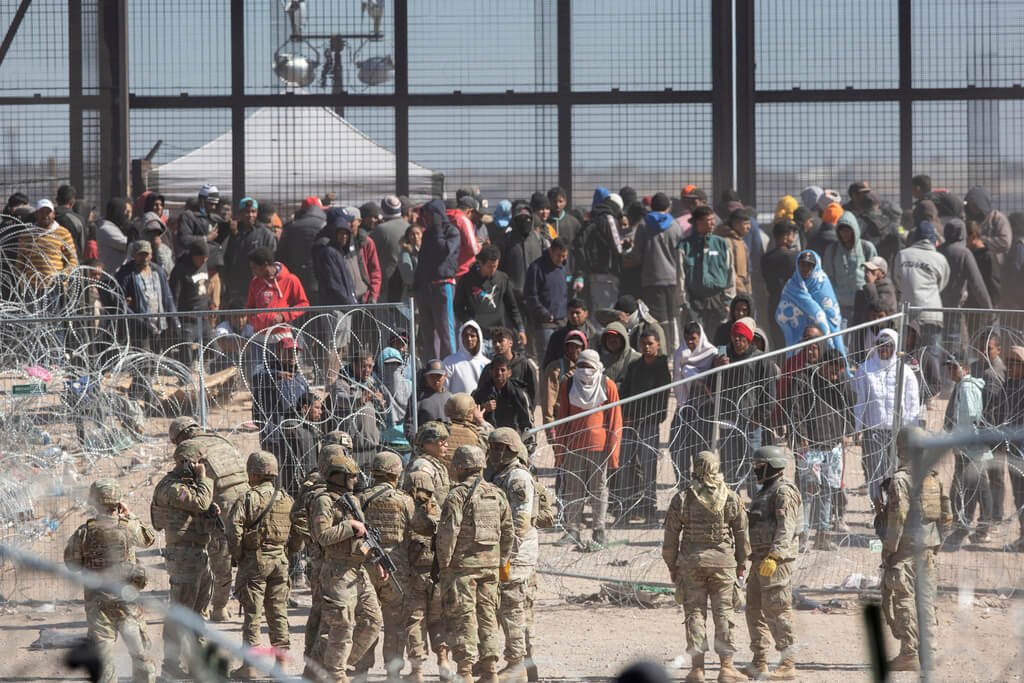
443,320,488,395
853,329,921,505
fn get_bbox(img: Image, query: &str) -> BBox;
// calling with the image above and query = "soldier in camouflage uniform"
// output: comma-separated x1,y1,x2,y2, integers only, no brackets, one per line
403,470,445,682
662,451,749,683
445,393,489,476
308,450,384,682
168,416,248,622
150,439,218,680
226,451,299,679
880,426,951,672
437,445,514,683
487,428,537,683
743,446,802,680
407,422,453,509
64,480,156,683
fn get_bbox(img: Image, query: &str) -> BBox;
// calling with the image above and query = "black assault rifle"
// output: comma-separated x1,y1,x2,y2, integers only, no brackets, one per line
340,493,404,596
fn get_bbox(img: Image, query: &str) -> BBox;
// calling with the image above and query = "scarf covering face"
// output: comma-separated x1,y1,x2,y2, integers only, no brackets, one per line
691,450,729,513
864,328,899,373
569,349,607,410
776,250,847,358
673,323,717,406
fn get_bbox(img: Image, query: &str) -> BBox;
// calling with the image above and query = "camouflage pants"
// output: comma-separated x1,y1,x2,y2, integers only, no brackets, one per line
745,557,795,657
304,557,322,657
354,558,409,672
677,563,737,656
406,568,446,661
85,595,155,683
163,543,213,670
236,550,291,649
313,563,382,677
441,567,500,666
206,528,233,612
498,565,535,664
882,552,937,656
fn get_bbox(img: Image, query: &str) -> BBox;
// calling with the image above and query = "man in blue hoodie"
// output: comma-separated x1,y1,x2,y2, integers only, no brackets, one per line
524,239,569,351
414,199,461,360
627,192,683,351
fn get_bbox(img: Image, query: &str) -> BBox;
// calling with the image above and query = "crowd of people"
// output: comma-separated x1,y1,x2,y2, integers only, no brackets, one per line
9,174,1024,681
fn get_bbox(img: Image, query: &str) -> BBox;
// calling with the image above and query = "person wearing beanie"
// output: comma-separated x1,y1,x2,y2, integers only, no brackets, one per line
892,220,950,371
762,219,799,349
809,202,843,257
680,205,736,335
801,185,824,211
489,199,513,249
176,184,220,256
371,194,410,302
714,208,753,297
277,195,327,304
711,316,776,497
626,191,684,351
964,186,1012,289
793,206,816,251
222,197,277,309
530,191,557,241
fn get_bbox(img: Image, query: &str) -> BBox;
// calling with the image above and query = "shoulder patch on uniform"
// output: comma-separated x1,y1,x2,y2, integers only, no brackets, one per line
420,463,435,475
178,489,189,501
315,515,327,524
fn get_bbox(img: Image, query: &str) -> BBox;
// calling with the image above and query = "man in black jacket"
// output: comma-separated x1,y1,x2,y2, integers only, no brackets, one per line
403,359,451,442
761,219,799,349
169,241,212,366
414,199,461,360
453,244,526,347
277,197,327,305
853,257,899,328
472,355,533,436
476,328,538,409
176,184,220,255
55,184,86,258
222,198,277,309
501,202,548,356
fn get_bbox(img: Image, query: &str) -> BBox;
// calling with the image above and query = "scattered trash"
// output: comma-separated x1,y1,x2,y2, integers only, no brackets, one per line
29,628,89,650
34,602,56,613
670,654,689,669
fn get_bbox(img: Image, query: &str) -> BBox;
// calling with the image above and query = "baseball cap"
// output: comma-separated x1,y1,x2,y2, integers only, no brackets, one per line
129,240,152,256
301,196,324,211
457,195,480,212
35,198,54,212
564,330,588,348
360,201,381,220
848,181,872,197
862,256,887,273
343,206,362,223
326,207,350,231
238,196,258,210
682,186,707,201
199,184,219,199
512,202,533,220
277,336,299,351
424,359,445,376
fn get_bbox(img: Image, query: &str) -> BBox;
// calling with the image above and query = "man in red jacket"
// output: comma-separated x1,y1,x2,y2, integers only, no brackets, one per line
447,196,482,279
246,246,310,331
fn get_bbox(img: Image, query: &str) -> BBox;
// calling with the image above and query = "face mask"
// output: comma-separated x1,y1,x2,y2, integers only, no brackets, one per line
754,463,769,485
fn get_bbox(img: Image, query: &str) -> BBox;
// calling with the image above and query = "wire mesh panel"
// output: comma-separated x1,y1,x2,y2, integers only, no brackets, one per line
0,0,70,96
571,0,711,92
125,0,231,96
408,0,557,94
754,0,899,90
754,101,900,214
912,0,1024,88
408,105,558,203
0,104,71,201
913,99,1024,212
571,103,713,209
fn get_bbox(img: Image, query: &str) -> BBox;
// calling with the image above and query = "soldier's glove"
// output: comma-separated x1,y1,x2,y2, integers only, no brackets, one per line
758,554,780,578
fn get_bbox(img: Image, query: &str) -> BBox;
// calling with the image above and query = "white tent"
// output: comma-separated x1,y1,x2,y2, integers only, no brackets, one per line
150,106,443,206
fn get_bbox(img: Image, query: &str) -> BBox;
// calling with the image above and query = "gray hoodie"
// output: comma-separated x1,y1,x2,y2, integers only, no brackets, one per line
892,236,950,327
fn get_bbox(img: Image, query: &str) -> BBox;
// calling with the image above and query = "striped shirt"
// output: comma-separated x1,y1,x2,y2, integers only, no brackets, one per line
15,222,79,289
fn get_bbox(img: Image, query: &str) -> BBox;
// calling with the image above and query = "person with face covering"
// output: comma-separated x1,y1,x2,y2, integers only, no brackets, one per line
662,450,749,683
414,199,461,360
570,193,626,311
377,347,412,454
501,202,549,349
964,186,1012,280
553,349,622,550
669,322,719,488
443,320,489,395
853,329,921,505
776,250,846,358
96,197,133,273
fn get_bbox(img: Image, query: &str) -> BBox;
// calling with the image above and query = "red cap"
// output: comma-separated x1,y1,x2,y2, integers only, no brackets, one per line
301,196,324,211
278,336,299,350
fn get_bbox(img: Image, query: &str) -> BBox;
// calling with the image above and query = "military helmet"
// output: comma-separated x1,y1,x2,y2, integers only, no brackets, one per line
168,416,200,442
321,451,360,479
753,446,788,469
453,445,486,471
88,479,122,509
323,430,353,451
319,444,347,472
445,393,476,421
372,451,403,476
406,471,435,494
488,427,523,465
416,421,449,446
246,450,279,477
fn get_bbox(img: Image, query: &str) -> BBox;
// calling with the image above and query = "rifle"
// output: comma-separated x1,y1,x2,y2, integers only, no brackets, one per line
340,493,404,597
205,506,226,534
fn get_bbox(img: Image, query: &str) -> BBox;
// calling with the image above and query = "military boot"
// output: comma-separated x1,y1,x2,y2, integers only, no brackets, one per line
159,662,189,682
498,659,528,682
210,606,229,622
437,647,454,681
456,660,474,683
685,654,705,682
767,657,796,680
717,655,744,682
740,654,768,678
405,658,425,683
477,656,499,683
230,663,260,680
887,651,919,671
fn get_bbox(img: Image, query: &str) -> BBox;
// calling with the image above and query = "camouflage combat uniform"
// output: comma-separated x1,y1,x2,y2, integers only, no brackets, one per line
175,431,247,619
662,451,749,681
291,467,328,657
226,457,297,657
445,393,489,477
402,471,446,679
746,474,802,667
309,471,383,680
437,447,514,681
150,463,215,675
64,482,156,683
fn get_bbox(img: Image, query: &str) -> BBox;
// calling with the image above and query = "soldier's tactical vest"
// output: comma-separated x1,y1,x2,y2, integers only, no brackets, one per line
493,464,537,524
921,471,942,523
681,490,732,546
408,455,451,506
177,434,247,510
82,516,132,571
360,483,409,549
447,421,487,467
299,478,328,562
244,484,293,550
749,478,799,557
315,489,366,564
151,473,211,546
456,478,503,547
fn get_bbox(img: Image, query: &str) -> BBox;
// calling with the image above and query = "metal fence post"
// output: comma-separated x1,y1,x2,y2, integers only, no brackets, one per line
197,317,207,429
407,298,418,434
711,369,723,454
889,304,910,465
